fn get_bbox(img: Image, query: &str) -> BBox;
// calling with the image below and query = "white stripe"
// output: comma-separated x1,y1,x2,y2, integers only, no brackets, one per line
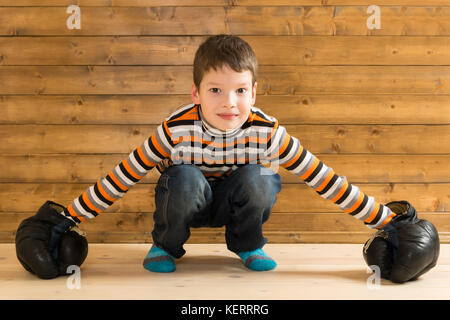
307,163,329,187
114,166,135,187
370,206,390,229
166,102,195,120
291,150,312,175
144,138,163,163
87,186,108,210
102,177,125,198
279,137,299,165
353,196,375,220
339,186,360,209
265,127,285,157
171,125,203,139
156,124,173,155
322,176,344,199
129,152,147,176
73,198,95,219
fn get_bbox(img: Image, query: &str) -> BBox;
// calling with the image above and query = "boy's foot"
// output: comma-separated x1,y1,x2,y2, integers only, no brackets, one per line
237,248,277,271
143,245,176,273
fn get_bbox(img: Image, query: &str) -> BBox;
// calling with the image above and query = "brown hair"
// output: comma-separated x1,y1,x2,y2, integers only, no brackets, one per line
193,34,258,91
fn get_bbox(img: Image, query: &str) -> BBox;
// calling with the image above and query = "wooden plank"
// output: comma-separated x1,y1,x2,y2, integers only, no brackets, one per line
4,1,450,7
2,66,450,95
2,36,450,66
3,94,450,125
2,230,450,244
1,243,450,301
2,6,450,36
1,154,449,184
2,211,449,233
1,124,449,154
0,182,448,213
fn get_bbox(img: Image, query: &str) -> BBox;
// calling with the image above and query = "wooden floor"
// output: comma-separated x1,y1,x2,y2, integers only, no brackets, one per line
0,243,449,300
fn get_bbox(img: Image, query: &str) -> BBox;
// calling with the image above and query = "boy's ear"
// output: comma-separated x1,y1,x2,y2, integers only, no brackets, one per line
191,82,200,104
251,81,257,105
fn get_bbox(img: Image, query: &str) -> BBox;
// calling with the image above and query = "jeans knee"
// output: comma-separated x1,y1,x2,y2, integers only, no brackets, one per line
162,165,211,205
233,164,282,208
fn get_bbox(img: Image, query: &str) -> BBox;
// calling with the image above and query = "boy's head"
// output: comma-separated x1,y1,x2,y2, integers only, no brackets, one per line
191,34,258,131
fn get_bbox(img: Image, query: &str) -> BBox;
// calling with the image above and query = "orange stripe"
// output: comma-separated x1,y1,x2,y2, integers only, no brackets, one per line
253,114,273,124
96,181,116,203
163,120,172,139
136,146,156,167
151,134,170,158
109,171,128,192
344,191,365,214
377,212,396,228
300,157,320,180
123,159,143,180
315,170,335,193
82,192,101,214
279,145,303,167
169,111,198,123
364,203,381,224
68,204,86,222
331,180,349,203
277,133,291,157
203,172,225,178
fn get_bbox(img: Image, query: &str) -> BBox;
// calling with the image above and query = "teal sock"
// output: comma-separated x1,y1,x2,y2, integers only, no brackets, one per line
237,248,277,271
143,245,176,273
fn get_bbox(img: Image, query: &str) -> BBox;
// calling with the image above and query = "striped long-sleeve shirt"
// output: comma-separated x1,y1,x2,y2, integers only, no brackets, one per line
62,102,396,229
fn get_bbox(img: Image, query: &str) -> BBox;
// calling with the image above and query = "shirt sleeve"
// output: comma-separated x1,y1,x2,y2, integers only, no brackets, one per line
62,120,174,224
264,121,397,229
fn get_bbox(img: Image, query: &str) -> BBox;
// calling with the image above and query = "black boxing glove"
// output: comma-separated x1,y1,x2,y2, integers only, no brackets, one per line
15,201,88,279
363,200,440,283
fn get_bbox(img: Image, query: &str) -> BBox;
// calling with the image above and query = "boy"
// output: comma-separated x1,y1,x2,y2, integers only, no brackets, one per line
16,35,439,281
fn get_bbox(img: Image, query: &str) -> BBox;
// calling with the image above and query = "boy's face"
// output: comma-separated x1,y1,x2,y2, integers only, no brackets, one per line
191,64,257,131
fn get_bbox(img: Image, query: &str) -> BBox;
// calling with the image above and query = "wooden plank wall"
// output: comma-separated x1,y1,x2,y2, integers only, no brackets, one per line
0,1,449,244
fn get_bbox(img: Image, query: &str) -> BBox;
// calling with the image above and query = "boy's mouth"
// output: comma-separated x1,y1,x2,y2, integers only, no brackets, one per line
217,113,238,120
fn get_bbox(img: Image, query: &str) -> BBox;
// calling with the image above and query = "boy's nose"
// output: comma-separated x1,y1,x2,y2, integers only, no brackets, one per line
223,92,237,108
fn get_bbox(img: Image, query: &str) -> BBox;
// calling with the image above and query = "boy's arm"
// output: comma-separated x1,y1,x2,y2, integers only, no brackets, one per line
264,122,396,229
263,121,439,283
61,121,174,224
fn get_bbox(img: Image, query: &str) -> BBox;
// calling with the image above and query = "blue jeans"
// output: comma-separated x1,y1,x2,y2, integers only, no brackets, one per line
151,164,282,258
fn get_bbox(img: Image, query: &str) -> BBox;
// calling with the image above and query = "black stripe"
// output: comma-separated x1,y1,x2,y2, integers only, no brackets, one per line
133,149,153,170
317,174,338,195
278,137,293,160
241,121,251,130
285,147,307,171
349,194,369,216
252,120,274,128
78,195,98,217
304,161,324,183
94,182,113,206
335,183,352,205
119,162,139,183
365,205,384,227
161,124,175,148
106,174,127,193
64,208,81,224
253,110,270,120
167,119,196,128
148,137,165,160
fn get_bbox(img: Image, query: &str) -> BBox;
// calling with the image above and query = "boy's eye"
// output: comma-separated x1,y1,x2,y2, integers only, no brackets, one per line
210,88,220,93
237,88,247,93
